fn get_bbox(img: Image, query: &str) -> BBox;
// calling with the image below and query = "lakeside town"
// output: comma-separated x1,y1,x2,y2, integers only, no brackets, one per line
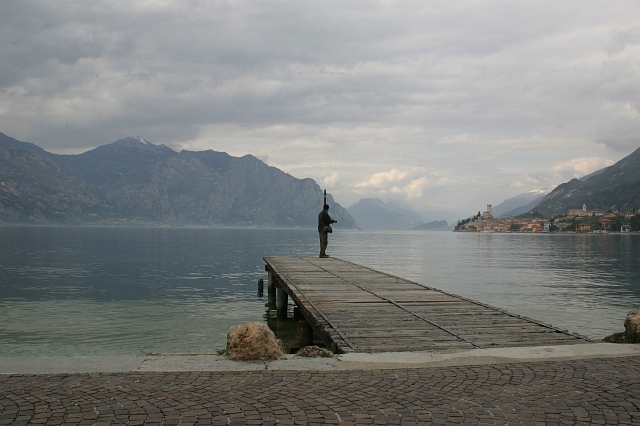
454,204,640,233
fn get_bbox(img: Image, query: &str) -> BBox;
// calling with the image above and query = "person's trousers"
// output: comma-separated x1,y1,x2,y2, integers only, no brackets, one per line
319,231,328,256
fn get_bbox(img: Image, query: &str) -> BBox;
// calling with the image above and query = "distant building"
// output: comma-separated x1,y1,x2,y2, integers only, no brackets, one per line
525,223,544,232
568,203,591,217
483,204,493,220
578,223,591,232
494,223,511,232
622,225,631,233
599,218,613,230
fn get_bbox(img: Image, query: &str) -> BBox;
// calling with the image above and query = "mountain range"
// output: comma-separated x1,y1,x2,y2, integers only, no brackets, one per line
492,189,552,218
0,132,357,228
347,198,424,230
490,162,620,219
411,220,451,231
533,146,640,217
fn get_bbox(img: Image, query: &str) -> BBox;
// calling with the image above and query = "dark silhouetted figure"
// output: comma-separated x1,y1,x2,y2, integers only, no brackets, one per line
318,204,337,258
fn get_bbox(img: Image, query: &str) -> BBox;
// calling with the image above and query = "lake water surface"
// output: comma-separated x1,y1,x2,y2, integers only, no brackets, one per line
1,226,639,356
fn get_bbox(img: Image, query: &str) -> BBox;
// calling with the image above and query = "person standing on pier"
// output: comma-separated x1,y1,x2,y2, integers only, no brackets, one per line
318,204,337,258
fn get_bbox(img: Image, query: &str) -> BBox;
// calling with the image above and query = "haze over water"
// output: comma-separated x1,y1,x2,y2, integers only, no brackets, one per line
1,226,638,357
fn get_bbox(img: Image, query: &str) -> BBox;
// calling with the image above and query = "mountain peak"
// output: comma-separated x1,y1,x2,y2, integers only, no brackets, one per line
125,136,148,144
114,136,154,146
108,137,175,154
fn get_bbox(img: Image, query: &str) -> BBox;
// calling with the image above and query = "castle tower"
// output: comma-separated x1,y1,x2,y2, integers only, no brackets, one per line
483,204,493,220
583,203,587,212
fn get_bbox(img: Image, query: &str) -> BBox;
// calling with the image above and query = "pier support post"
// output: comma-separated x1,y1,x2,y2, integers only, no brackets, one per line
297,320,313,348
276,286,288,319
268,270,276,290
257,278,264,297
267,271,277,309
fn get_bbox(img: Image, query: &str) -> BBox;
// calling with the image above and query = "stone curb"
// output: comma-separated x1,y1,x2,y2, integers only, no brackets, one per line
1,342,639,375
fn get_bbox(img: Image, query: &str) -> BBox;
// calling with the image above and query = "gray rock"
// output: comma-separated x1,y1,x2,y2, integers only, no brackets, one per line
603,309,640,343
624,309,640,343
295,346,334,358
226,322,284,361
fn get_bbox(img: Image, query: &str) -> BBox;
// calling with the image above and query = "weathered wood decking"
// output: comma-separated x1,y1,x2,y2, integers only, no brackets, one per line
264,256,592,354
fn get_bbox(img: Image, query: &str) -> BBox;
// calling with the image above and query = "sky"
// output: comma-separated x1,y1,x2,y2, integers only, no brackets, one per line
1,0,639,223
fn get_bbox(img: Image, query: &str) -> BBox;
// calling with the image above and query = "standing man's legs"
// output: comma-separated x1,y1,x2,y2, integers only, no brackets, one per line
319,231,328,257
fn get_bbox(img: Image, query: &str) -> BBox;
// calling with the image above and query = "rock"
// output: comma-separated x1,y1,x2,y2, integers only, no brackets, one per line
624,309,640,343
295,346,334,358
603,331,627,343
226,322,284,361
603,309,640,344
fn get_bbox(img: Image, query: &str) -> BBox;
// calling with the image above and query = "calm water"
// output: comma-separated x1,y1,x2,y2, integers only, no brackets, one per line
1,226,639,356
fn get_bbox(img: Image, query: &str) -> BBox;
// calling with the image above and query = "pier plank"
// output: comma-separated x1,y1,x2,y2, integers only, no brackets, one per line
264,256,591,353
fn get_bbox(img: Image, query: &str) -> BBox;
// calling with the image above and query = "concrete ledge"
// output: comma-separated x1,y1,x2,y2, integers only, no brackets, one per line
0,356,143,375
335,342,640,370
2,343,639,375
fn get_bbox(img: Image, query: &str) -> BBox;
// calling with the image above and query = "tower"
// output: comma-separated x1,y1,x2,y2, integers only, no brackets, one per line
483,204,493,220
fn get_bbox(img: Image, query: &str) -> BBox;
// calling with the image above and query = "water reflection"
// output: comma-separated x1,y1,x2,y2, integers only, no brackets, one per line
0,226,318,356
1,227,639,356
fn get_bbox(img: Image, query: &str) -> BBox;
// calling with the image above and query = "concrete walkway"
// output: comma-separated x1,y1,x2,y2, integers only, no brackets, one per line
2,344,640,425
1,342,639,374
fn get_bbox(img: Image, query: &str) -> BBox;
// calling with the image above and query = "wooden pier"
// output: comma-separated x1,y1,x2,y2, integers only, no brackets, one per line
264,256,593,354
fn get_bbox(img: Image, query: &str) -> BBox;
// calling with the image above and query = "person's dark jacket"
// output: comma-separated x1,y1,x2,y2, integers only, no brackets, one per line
318,210,337,232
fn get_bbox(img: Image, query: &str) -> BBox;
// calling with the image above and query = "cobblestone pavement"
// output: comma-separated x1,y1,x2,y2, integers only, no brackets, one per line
1,356,640,425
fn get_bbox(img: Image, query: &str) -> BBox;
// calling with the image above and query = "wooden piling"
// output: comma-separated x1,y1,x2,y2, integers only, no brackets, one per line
276,285,288,319
268,270,276,290
267,270,276,309
297,320,314,347
257,278,264,297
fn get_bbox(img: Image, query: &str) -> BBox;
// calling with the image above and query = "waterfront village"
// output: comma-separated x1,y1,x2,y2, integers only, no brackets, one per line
455,204,640,233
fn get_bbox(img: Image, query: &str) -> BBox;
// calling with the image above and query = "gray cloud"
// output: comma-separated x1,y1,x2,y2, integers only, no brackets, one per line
1,0,639,219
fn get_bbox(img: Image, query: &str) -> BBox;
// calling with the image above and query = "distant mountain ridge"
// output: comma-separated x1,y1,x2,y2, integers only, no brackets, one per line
534,146,640,216
411,220,450,231
492,165,620,219
493,188,552,218
347,198,423,230
0,132,357,227
578,167,607,182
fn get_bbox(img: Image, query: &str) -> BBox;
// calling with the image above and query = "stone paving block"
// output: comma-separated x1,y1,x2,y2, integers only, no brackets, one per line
2,356,640,424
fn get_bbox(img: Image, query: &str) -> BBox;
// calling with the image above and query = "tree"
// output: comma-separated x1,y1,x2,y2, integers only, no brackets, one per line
612,217,623,232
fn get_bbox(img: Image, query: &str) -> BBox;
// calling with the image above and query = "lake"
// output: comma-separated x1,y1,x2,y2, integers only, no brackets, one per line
1,226,639,356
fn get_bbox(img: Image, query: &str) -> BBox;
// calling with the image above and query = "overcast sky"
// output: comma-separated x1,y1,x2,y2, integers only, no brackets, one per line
1,0,639,222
